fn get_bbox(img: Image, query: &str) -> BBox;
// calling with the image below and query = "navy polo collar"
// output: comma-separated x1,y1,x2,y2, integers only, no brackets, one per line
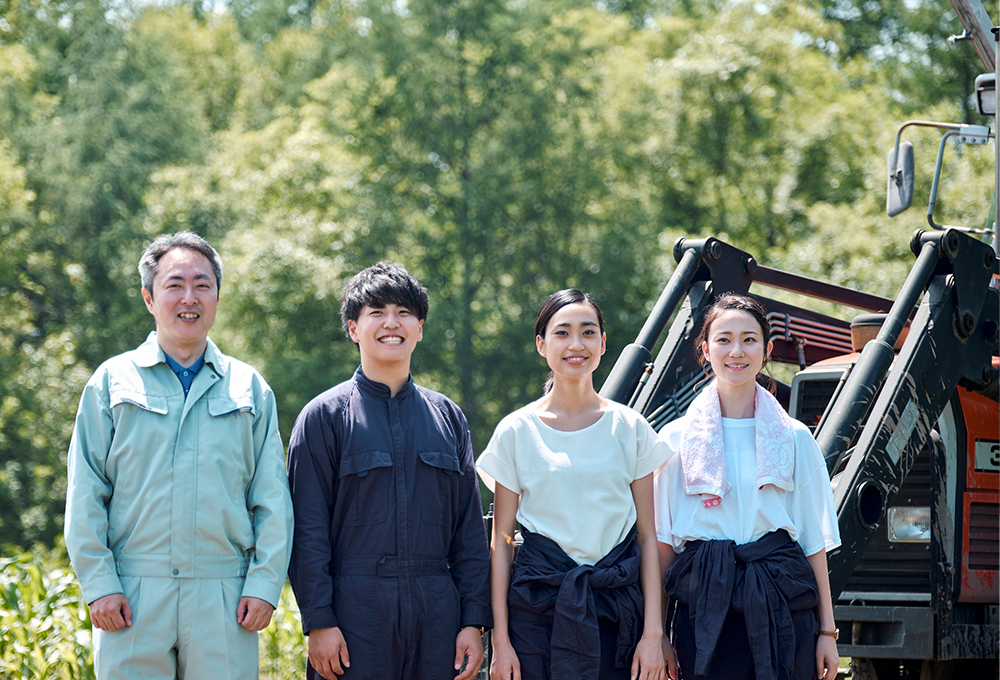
164,351,206,396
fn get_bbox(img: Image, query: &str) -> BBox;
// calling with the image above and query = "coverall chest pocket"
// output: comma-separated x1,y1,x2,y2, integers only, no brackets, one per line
417,449,462,527
106,388,170,515
339,450,392,526
204,395,257,509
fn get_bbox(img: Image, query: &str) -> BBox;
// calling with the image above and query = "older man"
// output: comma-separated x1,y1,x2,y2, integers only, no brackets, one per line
65,232,293,680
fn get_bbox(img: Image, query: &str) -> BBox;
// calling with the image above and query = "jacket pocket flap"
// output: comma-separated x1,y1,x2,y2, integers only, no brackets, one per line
208,396,256,417
341,450,393,478
418,449,461,474
109,389,168,414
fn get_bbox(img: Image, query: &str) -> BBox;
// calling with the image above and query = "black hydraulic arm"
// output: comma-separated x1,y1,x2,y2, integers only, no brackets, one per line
602,236,897,416
820,229,999,599
814,234,945,474
599,237,728,406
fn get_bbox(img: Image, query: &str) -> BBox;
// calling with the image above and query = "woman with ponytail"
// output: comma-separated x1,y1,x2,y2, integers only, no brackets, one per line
477,289,669,680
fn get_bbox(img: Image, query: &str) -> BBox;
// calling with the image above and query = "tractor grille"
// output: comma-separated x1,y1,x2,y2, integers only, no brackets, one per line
969,501,1000,570
795,378,838,432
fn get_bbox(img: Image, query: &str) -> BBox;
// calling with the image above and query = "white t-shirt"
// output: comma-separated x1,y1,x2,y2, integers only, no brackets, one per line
477,401,671,566
653,415,841,557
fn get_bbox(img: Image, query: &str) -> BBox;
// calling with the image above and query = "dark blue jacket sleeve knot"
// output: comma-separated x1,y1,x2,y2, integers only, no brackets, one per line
664,529,819,680
508,528,644,680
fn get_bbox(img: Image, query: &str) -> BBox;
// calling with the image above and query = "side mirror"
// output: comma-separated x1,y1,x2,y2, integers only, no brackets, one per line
887,141,914,217
975,73,995,116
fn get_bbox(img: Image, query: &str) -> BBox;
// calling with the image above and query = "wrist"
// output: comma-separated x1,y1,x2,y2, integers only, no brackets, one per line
490,632,512,647
641,626,665,640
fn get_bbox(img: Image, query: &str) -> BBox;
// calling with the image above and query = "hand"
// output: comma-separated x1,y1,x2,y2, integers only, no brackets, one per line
662,635,679,680
237,596,275,631
490,637,521,680
454,626,484,680
309,627,351,679
88,593,132,632
815,635,839,679
631,632,665,680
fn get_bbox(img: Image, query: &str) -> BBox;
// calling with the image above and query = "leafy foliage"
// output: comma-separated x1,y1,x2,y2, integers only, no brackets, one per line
0,554,94,680
0,0,991,554
0,0,208,552
0,554,314,679
259,584,308,679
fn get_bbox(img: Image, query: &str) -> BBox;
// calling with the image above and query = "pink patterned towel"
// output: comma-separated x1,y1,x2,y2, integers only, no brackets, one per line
679,380,795,508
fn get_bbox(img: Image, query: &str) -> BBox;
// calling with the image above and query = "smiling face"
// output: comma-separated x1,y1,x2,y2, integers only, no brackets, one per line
702,309,772,392
536,302,607,382
142,247,218,360
348,302,424,370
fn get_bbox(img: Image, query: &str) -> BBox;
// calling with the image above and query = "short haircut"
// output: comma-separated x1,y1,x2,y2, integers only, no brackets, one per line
340,261,429,339
138,232,222,298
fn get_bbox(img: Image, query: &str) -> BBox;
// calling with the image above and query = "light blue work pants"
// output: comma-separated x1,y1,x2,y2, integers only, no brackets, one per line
93,576,259,680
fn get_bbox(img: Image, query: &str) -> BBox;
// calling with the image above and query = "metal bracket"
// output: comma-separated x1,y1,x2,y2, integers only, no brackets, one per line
927,126,995,234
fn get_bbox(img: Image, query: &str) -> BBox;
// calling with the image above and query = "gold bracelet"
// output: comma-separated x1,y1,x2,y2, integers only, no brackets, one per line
818,628,839,640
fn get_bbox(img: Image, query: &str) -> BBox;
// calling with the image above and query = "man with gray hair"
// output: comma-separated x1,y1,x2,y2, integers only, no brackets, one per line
65,231,293,680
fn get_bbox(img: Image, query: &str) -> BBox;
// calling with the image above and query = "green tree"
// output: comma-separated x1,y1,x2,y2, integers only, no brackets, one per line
141,109,373,437
815,0,985,122
0,0,992,553
295,2,689,443
0,1,210,550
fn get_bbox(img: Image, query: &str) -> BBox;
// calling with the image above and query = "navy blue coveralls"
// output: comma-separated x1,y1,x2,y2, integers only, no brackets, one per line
664,530,820,680
287,368,492,680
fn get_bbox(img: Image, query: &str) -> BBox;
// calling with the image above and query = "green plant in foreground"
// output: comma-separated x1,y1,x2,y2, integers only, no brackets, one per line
0,553,307,680
0,554,94,680
259,583,306,679
0,552,307,680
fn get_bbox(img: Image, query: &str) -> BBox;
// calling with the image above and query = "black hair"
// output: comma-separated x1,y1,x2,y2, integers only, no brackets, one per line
695,292,774,388
535,289,605,339
138,232,222,299
535,288,605,393
340,261,429,340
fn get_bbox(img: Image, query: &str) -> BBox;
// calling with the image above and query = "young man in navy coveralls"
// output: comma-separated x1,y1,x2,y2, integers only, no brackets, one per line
287,262,492,680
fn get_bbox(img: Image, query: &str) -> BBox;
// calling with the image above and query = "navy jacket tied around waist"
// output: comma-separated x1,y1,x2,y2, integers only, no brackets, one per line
664,529,819,680
508,527,644,680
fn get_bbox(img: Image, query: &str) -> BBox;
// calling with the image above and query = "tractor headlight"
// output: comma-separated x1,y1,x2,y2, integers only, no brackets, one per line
887,506,931,543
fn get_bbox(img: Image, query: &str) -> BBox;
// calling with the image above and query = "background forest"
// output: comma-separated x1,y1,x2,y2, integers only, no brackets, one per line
0,0,993,668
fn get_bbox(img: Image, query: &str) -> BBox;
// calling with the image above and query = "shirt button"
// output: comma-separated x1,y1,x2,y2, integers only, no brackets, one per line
172,569,179,575
183,371,189,376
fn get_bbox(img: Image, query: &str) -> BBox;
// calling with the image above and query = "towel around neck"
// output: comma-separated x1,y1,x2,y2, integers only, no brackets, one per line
679,380,795,508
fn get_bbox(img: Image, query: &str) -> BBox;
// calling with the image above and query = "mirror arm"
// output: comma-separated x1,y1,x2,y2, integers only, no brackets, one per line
890,120,964,185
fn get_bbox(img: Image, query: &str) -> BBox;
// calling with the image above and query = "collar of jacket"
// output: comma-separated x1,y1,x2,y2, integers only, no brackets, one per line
134,331,228,375
353,365,414,401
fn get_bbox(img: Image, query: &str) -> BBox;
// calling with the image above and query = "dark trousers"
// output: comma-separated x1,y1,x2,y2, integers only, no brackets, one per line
509,613,631,680
306,570,463,680
671,602,818,680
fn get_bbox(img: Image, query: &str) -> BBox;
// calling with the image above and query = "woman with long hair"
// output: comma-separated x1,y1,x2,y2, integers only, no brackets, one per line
477,289,668,680
654,293,840,680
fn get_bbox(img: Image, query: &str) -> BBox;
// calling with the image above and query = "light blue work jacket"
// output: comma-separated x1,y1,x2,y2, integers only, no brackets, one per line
65,333,293,607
